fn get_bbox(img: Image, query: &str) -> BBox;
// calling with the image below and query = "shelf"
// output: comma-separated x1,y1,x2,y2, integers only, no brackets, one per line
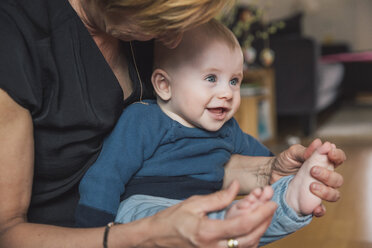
234,68,277,143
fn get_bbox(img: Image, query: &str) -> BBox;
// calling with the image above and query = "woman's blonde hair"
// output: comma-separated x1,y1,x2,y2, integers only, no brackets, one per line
98,0,235,36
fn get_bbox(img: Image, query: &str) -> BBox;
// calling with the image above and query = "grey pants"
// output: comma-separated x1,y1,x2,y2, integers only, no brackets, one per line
115,194,227,223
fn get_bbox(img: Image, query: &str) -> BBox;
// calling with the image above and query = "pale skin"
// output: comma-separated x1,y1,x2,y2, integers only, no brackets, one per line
0,0,345,247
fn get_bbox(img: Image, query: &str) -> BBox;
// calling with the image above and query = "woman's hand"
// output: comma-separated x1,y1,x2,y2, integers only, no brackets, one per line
272,138,346,217
132,181,277,248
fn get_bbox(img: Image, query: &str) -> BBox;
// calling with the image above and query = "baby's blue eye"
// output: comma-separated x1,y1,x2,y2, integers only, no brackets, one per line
205,75,217,83
230,78,239,86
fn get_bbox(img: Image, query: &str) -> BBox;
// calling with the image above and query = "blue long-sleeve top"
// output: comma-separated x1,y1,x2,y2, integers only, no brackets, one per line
75,100,311,232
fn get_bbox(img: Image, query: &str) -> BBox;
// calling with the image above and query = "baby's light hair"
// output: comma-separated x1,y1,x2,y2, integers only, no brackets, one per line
199,18,240,51
154,19,241,70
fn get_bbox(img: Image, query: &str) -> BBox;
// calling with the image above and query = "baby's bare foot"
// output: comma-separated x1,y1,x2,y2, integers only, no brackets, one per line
286,142,335,215
225,186,273,219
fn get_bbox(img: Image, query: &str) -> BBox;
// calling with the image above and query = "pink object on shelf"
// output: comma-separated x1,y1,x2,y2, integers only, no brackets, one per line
321,51,372,63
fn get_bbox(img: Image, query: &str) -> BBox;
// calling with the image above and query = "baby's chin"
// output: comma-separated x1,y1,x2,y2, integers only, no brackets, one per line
199,122,227,132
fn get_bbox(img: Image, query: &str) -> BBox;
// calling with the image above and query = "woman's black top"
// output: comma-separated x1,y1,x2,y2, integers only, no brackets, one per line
0,0,154,227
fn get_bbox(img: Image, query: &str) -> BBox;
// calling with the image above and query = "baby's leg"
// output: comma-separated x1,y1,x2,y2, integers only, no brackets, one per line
115,195,182,224
286,142,335,215
225,186,273,219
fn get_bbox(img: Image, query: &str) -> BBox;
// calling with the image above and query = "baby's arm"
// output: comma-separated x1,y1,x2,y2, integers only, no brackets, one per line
259,175,312,246
286,142,335,215
259,142,336,245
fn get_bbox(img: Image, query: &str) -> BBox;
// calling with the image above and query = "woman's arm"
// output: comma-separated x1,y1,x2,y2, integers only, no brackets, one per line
0,89,104,247
0,89,146,247
223,156,275,194
0,89,276,248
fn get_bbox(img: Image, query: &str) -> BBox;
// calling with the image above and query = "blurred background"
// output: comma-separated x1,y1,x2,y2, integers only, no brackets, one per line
222,0,372,247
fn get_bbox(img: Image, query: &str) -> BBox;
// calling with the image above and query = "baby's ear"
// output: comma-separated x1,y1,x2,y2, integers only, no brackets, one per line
151,69,171,101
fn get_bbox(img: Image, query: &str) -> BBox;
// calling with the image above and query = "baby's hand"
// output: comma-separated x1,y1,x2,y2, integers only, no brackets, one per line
286,142,334,215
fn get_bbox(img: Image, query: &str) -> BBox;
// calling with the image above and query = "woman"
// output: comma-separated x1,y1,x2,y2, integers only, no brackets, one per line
0,0,345,247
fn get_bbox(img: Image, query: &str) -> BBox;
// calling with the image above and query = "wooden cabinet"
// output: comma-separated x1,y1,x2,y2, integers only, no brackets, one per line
234,68,277,144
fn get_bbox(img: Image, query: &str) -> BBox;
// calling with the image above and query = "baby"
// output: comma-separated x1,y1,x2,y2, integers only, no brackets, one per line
76,19,335,244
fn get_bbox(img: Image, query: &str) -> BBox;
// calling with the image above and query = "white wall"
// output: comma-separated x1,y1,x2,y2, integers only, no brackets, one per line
302,0,356,48
239,0,372,51
354,0,372,51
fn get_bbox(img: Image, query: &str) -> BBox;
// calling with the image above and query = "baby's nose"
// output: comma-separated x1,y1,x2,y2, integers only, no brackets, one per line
217,84,233,99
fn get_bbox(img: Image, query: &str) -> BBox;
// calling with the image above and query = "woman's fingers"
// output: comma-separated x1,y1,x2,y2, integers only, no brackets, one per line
312,204,327,218
310,182,341,202
303,138,323,160
310,165,343,203
311,166,344,188
328,147,347,167
277,138,322,171
233,212,274,248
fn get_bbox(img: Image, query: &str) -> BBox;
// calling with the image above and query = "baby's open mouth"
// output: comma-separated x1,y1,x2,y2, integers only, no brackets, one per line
207,107,229,120
208,107,227,114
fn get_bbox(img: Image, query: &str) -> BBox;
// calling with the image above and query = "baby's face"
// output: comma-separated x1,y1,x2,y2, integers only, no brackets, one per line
166,41,243,131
